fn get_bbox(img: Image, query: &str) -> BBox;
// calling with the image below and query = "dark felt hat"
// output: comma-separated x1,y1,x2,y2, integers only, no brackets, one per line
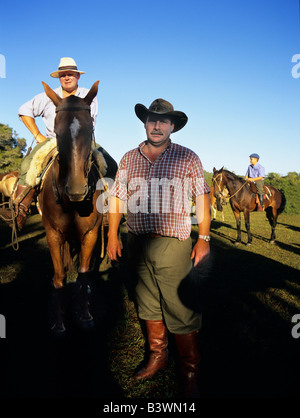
135,98,188,132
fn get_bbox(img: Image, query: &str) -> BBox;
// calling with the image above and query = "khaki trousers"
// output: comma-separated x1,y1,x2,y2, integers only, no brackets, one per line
255,179,265,195
127,232,202,334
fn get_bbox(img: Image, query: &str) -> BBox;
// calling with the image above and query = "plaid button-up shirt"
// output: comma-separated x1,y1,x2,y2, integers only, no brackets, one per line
110,140,210,240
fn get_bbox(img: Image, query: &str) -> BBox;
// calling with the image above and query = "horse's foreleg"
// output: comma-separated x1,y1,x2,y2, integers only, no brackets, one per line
76,229,100,327
233,210,241,245
268,206,278,244
46,233,67,334
244,210,252,245
211,205,217,220
51,287,66,335
77,271,94,327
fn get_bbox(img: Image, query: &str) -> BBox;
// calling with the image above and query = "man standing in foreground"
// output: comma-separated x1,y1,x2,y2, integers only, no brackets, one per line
106,98,211,397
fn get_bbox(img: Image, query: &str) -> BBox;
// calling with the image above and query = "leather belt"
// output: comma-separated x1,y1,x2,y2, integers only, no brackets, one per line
147,233,163,238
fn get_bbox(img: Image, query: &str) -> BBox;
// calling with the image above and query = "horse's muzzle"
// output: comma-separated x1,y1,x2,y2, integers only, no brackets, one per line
65,183,89,202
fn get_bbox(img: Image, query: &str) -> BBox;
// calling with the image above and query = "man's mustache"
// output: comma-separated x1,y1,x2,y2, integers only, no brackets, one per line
150,130,163,135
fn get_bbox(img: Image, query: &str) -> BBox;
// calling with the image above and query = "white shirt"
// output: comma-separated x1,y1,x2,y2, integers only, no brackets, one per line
18,86,98,138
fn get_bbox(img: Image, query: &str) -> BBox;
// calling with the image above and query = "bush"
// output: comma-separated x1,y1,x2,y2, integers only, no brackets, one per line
0,123,26,173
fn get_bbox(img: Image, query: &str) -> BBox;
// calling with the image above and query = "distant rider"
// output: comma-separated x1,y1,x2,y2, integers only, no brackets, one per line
245,153,265,211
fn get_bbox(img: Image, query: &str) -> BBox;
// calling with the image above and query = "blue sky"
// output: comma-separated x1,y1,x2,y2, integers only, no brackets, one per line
0,0,299,176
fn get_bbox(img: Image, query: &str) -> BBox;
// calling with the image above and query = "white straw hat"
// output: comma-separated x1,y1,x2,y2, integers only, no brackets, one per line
50,57,85,78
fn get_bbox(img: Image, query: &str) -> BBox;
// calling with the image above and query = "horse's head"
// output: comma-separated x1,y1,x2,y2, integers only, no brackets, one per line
212,167,227,196
42,81,99,202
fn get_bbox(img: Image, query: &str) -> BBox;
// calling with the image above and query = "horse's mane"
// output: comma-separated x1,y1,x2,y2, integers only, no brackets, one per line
223,169,245,184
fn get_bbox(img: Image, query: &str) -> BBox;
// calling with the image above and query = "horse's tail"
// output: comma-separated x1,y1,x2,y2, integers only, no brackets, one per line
278,189,286,215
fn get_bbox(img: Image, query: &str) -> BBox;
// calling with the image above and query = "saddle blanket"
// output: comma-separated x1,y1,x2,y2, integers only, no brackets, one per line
26,138,107,187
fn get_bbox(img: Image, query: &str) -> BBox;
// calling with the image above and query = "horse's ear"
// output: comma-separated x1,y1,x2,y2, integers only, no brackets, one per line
42,81,62,106
213,167,216,173
84,81,99,105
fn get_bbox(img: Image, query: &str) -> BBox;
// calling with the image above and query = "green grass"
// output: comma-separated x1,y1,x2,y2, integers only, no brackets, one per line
209,205,300,270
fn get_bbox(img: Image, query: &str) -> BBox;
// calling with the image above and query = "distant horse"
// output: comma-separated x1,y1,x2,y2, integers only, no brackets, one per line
0,171,19,201
212,167,286,245
38,81,104,334
209,182,228,221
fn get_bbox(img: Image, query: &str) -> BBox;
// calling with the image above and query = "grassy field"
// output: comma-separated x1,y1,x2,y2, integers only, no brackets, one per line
0,205,300,399
210,204,300,270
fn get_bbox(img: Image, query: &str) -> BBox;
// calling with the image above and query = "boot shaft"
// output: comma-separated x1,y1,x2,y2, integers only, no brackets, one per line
134,320,168,380
174,330,201,398
145,320,168,353
174,330,201,376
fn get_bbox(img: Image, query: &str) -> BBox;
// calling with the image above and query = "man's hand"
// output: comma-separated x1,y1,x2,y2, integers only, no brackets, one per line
107,234,122,261
190,239,210,267
106,197,124,261
36,132,47,143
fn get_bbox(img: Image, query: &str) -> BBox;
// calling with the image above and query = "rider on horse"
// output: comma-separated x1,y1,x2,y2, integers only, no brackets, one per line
0,57,117,231
244,153,265,211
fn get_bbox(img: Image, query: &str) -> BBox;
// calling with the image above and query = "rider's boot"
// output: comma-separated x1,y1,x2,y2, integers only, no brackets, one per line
256,194,263,211
258,194,264,211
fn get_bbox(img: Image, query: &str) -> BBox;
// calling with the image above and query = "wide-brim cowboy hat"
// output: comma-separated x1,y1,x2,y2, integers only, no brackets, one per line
135,98,188,133
50,57,85,78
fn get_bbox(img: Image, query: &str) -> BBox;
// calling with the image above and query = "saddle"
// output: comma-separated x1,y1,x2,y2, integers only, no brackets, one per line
248,182,272,208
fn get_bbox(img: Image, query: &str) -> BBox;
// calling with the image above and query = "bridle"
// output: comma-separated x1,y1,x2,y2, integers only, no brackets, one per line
52,103,95,202
55,104,91,113
212,171,248,200
212,173,224,194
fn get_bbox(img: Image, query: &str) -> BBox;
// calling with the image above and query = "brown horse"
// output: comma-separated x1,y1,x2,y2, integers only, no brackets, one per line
0,171,19,201
38,81,104,334
212,167,286,245
209,182,228,221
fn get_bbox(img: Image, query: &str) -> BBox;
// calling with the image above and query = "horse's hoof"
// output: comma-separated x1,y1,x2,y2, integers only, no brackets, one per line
247,242,252,246
51,322,66,337
270,240,275,245
234,241,240,246
78,314,94,330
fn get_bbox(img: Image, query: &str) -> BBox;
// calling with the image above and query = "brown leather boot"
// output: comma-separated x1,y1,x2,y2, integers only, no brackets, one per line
259,194,265,211
174,330,201,398
15,186,36,230
0,185,35,231
134,320,168,380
